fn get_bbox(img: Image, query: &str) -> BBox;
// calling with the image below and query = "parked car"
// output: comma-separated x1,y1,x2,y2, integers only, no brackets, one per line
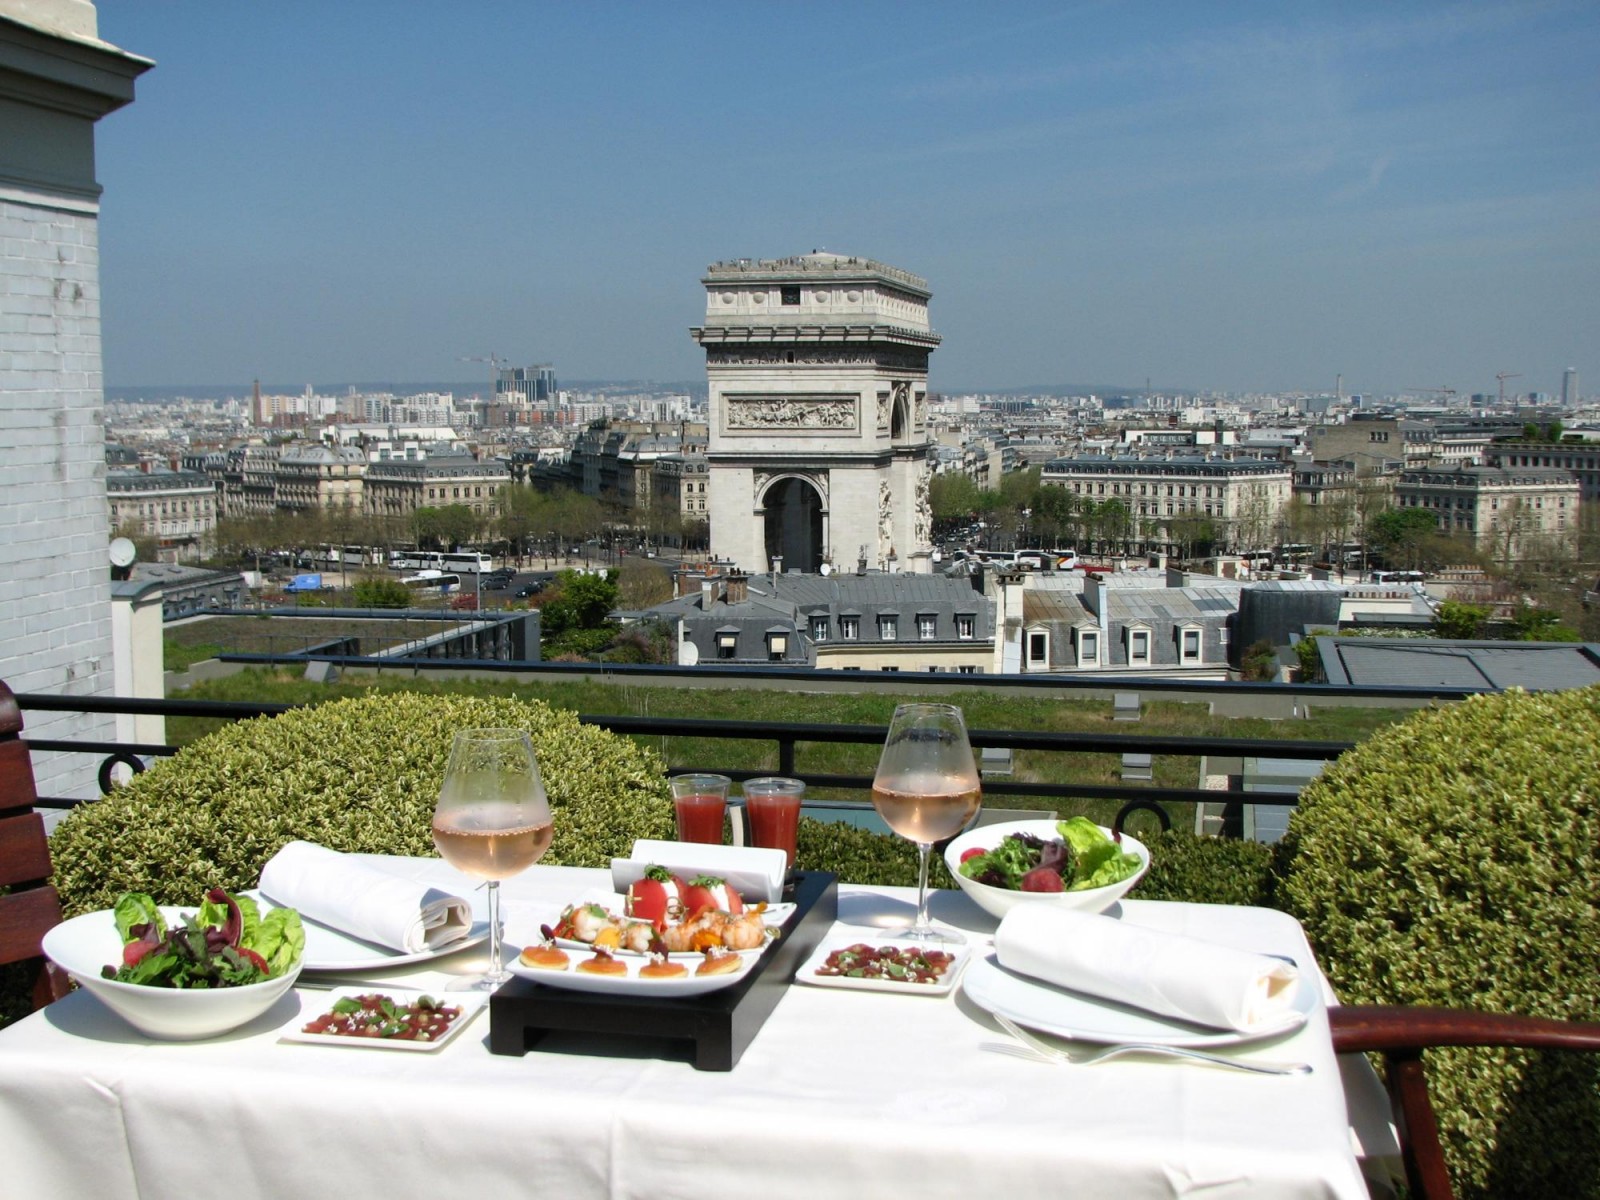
514,582,544,599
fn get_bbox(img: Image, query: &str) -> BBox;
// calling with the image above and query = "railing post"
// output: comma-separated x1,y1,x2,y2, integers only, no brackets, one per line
778,736,796,777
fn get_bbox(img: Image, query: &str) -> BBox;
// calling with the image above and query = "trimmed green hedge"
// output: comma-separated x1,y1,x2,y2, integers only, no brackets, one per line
48,692,674,914
1280,687,1600,1199
1134,829,1277,907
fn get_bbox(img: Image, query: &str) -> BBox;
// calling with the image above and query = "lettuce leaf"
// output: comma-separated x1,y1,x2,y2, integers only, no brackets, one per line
252,907,305,977
113,893,164,943
1057,817,1142,891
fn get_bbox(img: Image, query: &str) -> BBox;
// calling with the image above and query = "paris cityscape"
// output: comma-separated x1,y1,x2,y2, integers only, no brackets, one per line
6,6,1600,1194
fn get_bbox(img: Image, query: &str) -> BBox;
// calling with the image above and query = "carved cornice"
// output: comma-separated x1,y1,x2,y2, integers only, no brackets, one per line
691,323,940,350
706,345,931,370
703,254,930,296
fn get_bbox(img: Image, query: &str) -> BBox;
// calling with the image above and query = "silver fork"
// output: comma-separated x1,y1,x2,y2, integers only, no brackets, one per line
990,1013,1312,1077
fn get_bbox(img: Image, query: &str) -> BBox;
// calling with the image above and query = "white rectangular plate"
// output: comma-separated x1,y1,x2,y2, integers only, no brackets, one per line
794,935,971,997
281,987,488,1052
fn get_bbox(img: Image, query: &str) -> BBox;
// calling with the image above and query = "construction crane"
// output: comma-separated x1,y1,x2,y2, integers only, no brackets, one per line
1496,372,1521,405
460,353,509,397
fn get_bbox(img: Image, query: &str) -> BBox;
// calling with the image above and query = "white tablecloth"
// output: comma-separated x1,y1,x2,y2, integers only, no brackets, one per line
0,860,1377,1200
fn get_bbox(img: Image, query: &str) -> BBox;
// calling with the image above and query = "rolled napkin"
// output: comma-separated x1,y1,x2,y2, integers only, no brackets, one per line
994,905,1301,1033
259,841,474,955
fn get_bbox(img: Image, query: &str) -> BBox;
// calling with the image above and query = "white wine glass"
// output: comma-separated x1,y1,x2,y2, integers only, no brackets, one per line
871,703,982,943
432,727,553,989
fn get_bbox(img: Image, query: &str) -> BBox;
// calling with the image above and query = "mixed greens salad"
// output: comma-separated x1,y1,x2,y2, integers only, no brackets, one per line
958,817,1143,894
103,889,304,988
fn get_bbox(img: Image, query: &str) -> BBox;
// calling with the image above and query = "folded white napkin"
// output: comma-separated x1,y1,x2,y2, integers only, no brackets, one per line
259,841,474,955
614,841,788,903
994,905,1301,1033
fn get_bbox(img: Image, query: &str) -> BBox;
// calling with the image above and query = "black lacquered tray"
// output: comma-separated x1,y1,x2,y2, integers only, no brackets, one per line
488,870,838,1071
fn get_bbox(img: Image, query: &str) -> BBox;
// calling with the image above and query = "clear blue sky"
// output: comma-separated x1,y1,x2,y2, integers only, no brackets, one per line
95,2,1598,398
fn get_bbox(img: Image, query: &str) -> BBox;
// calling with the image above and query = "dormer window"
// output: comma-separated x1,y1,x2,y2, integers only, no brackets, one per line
1179,625,1202,664
767,633,787,662
879,615,898,641
1026,629,1050,668
1127,626,1151,666
917,614,937,640
811,616,829,642
1077,628,1100,668
716,632,737,660
841,616,859,641
956,613,975,639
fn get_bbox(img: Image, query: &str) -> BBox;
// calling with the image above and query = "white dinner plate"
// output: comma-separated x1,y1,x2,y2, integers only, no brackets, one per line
533,889,792,958
508,949,755,997
794,934,970,997
961,951,1315,1048
281,987,487,1052
248,891,490,972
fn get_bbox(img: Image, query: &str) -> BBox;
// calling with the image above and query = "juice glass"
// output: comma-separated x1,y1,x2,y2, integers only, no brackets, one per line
743,776,805,868
671,773,731,844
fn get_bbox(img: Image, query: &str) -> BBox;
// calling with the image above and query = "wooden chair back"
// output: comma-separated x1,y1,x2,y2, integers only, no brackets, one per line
0,679,69,1009
1330,1004,1600,1200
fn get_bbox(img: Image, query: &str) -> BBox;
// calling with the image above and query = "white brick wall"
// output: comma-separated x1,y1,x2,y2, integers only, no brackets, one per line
1,192,118,801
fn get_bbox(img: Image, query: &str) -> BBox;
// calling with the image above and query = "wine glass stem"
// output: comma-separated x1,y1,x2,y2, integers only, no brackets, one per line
913,842,933,932
486,879,504,980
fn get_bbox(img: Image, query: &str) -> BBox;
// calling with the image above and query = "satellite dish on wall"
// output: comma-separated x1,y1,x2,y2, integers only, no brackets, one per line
110,537,136,579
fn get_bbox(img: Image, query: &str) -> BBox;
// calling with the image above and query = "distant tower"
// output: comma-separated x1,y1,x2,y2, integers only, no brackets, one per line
1563,368,1578,408
691,253,940,574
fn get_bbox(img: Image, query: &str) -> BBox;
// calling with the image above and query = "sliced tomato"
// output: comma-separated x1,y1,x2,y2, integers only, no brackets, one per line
237,946,270,974
959,847,986,864
122,936,160,966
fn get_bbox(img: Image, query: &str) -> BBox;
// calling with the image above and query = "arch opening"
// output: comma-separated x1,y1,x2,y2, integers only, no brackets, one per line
761,476,824,573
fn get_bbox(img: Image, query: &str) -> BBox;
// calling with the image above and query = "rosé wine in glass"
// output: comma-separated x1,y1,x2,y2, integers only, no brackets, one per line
871,705,981,943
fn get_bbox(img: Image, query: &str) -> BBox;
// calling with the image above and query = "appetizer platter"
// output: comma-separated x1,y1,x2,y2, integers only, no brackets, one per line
535,869,794,959
490,869,840,1071
282,987,488,1052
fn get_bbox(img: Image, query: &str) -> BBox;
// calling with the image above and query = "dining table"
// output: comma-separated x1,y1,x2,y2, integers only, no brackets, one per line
0,857,1398,1199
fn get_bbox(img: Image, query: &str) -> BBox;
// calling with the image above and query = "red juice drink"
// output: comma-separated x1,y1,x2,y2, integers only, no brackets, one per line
670,774,730,844
674,794,726,844
743,777,805,868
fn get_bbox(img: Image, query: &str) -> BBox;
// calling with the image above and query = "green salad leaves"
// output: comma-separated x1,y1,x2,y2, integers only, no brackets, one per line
105,888,304,988
959,818,1143,893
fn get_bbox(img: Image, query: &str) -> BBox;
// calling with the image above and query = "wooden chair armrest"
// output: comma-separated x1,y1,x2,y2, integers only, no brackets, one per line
1329,1005,1600,1200
1330,1005,1600,1056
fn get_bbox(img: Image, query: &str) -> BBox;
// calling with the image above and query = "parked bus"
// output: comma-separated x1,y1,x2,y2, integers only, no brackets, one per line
390,550,493,573
1370,570,1425,584
389,550,444,571
315,545,383,568
441,551,495,574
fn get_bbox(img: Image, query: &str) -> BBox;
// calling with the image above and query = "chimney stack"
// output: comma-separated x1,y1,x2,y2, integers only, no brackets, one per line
726,572,749,604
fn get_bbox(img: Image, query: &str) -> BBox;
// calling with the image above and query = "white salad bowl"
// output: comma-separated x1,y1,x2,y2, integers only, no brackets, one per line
42,905,303,1041
943,818,1150,921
